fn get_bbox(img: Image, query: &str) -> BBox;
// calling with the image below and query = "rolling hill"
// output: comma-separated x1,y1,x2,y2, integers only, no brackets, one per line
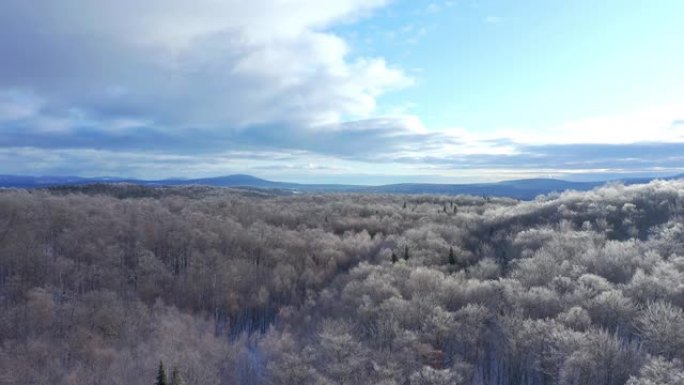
1,173,681,200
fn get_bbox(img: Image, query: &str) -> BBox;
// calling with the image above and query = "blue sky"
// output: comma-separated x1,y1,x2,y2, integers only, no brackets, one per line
348,0,684,132
0,0,683,183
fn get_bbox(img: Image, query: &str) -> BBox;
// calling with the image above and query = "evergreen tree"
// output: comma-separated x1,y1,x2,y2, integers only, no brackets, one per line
403,245,409,261
448,246,456,265
403,201,407,209
156,361,168,385
171,367,184,385
497,250,509,272
391,252,398,264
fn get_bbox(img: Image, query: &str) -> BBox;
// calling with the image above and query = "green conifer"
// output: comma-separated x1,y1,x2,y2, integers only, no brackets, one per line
156,361,168,385
448,246,456,265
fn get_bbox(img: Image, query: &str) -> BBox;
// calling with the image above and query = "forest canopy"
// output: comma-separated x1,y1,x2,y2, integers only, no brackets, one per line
1,180,684,384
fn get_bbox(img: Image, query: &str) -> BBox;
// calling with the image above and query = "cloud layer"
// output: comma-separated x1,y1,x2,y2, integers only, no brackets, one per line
0,0,683,182
0,0,411,128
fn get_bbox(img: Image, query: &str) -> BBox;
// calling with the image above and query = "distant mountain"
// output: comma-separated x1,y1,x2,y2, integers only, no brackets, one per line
188,174,284,187
1,173,682,200
152,174,290,188
362,179,606,200
148,174,359,192
0,175,95,188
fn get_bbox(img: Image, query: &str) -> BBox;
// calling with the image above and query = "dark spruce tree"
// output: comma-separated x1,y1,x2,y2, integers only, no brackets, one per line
497,250,509,272
156,361,168,385
391,252,398,264
403,245,410,261
448,246,456,265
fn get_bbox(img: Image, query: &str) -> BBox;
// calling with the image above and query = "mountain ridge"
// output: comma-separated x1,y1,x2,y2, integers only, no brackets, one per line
1,173,682,200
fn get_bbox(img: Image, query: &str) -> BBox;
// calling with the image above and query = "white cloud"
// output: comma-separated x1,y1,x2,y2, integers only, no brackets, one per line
492,104,684,145
0,91,42,121
0,0,411,129
2,2,683,182
484,15,503,24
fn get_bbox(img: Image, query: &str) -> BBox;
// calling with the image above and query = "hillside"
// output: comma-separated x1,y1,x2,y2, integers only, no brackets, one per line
1,180,684,384
2,173,682,200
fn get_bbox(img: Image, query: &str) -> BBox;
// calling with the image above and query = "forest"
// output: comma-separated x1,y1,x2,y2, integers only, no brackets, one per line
1,180,684,385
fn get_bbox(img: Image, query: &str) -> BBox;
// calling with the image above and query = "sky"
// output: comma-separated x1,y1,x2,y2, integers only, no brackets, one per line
0,0,683,184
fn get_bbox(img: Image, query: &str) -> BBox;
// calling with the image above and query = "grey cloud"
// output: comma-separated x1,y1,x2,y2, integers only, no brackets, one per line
0,0,409,131
2,139,684,182
381,142,684,172
1,1,682,181
0,0,419,168
3,106,684,178
0,110,454,159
